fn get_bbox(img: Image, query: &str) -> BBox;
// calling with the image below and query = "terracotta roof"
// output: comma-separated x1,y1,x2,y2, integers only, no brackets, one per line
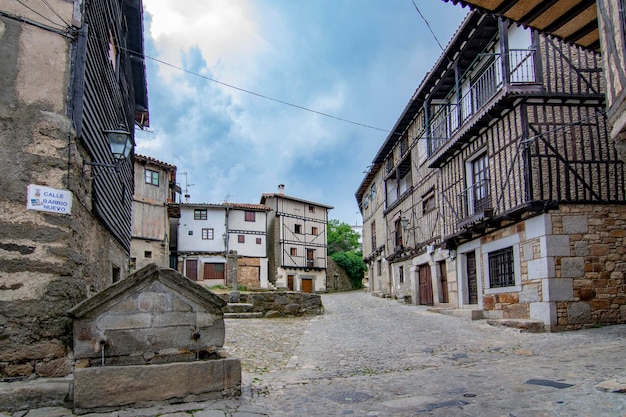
135,154,176,170
224,202,272,212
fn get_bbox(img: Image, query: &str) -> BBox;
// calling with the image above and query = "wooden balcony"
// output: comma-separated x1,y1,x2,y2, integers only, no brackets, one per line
428,50,538,159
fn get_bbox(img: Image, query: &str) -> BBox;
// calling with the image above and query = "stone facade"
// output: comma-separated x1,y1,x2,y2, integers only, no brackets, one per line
0,1,142,379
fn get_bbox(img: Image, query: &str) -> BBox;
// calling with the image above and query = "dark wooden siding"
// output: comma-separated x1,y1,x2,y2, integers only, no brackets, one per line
526,103,626,203
79,0,143,251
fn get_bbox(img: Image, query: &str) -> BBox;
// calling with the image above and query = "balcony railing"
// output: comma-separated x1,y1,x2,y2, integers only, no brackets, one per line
427,49,536,156
459,178,492,223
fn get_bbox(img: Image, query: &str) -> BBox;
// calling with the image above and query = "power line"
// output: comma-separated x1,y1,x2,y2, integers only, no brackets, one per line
14,0,69,30
146,55,391,134
410,0,446,52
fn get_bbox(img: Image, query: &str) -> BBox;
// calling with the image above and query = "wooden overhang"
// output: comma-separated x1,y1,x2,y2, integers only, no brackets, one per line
124,0,150,128
443,0,600,51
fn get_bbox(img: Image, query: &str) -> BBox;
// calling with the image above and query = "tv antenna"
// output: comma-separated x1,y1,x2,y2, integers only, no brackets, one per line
180,172,195,203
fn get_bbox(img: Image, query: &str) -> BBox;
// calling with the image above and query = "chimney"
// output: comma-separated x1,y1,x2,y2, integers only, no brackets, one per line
278,184,285,194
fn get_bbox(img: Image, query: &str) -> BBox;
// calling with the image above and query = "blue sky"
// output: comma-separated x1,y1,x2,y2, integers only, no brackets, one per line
136,0,469,225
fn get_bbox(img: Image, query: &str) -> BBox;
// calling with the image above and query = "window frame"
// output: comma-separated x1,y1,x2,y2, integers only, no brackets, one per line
202,228,214,240
238,235,245,243
245,211,256,222
194,209,207,220
482,234,521,294
145,169,159,186
294,224,302,234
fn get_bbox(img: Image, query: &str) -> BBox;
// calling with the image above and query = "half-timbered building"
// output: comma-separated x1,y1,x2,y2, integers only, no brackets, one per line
357,11,626,330
0,0,148,380
261,185,333,293
130,155,179,272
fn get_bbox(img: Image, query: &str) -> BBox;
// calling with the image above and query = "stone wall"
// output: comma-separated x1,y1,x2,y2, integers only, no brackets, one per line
219,292,323,317
0,11,129,380
325,258,354,292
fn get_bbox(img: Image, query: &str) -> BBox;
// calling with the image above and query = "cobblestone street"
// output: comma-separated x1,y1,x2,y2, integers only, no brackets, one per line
223,290,626,416
7,290,626,417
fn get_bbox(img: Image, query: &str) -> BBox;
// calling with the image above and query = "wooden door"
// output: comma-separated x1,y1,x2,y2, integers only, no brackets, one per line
203,263,225,281
438,261,449,303
287,275,295,291
185,259,198,281
301,278,313,293
466,251,478,304
418,264,434,305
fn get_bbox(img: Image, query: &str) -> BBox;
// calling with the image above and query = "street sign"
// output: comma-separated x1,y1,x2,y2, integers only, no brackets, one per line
26,184,73,215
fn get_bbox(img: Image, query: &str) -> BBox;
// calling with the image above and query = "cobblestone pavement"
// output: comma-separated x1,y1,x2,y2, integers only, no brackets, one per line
9,291,626,417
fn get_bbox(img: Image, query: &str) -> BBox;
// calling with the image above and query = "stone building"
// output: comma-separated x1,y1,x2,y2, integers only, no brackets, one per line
261,185,333,293
357,11,626,330
0,0,148,379
130,155,179,272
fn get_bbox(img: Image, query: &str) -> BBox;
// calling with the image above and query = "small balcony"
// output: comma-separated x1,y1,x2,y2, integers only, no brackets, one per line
458,179,492,227
428,49,536,157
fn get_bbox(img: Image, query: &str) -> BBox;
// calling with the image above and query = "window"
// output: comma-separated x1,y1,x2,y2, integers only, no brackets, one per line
394,218,403,248
294,224,302,234
238,235,245,243
363,195,370,209
307,249,315,267
129,258,136,270
377,259,382,276
144,251,152,259
188,231,193,235
256,237,262,245
245,211,256,222
398,265,404,283
145,169,159,186
202,228,214,240
488,247,515,288
422,191,436,214
371,221,376,249
309,205,315,213
290,247,297,256
370,183,376,201
194,209,207,220
467,153,490,215
312,226,318,235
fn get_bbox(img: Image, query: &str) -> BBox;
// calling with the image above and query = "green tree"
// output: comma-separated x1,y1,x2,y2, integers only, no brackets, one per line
331,251,367,289
327,219,360,255
327,220,366,289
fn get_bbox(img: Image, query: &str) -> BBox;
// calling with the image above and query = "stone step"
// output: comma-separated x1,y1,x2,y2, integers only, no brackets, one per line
224,312,264,319
486,319,545,333
427,307,484,320
222,303,255,314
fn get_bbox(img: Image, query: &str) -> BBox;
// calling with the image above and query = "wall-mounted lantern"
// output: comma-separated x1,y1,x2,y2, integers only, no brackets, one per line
82,124,133,178
401,217,410,230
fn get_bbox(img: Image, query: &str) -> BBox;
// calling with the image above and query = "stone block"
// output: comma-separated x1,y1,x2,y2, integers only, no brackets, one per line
503,303,527,319
35,358,71,377
138,292,169,312
529,302,556,326
567,301,592,324
542,278,574,302
540,235,570,257
73,358,241,413
96,313,151,331
561,257,585,278
527,257,555,279
519,283,540,303
152,312,196,328
563,215,588,234
525,214,552,239
574,241,589,256
522,242,534,261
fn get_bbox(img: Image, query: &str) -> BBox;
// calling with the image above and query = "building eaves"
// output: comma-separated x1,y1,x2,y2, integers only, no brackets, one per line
135,154,176,170
260,193,334,210
224,202,272,212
